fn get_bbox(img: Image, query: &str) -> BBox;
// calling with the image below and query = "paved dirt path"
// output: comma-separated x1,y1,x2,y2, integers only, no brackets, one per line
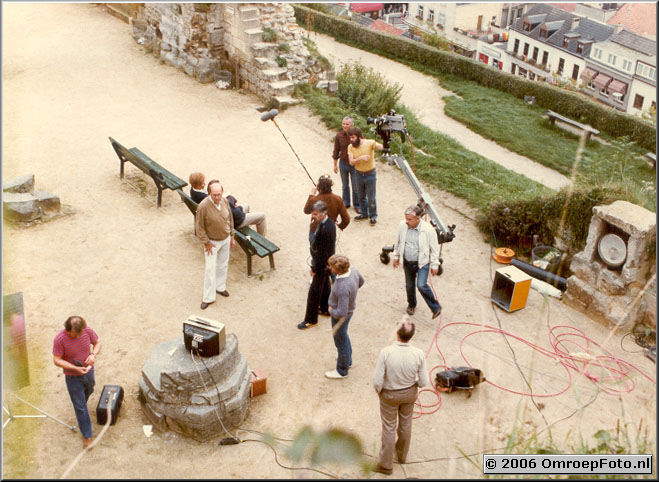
312,33,571,191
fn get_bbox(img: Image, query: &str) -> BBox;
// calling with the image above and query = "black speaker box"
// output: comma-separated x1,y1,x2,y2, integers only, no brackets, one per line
96,384,124,425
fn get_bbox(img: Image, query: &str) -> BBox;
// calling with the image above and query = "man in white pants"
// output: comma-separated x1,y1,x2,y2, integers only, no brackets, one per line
194,180,235,310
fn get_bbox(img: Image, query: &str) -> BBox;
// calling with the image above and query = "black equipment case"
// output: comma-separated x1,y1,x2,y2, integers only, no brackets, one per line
96,384,124,425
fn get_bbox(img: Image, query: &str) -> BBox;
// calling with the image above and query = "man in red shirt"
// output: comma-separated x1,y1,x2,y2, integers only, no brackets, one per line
53,315,102,449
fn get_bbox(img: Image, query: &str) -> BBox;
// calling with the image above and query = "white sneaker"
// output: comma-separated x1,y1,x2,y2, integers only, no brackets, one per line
325,369,347,379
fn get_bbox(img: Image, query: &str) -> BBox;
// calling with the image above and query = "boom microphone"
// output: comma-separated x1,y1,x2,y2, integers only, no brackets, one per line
259,109,316,186
260,109,279,122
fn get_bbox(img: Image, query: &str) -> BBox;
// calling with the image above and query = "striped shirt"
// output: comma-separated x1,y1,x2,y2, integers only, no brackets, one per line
52,327,99,376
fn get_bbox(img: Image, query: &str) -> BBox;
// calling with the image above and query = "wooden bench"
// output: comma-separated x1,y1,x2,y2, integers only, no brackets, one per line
177,189,279,276
109,137,188,207
545,110,600,142
644,152,656,169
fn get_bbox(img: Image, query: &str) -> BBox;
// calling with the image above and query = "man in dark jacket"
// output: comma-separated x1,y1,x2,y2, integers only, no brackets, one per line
298,201,336,330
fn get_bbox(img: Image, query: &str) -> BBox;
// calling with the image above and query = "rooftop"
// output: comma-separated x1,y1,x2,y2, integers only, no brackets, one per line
607,3,656,39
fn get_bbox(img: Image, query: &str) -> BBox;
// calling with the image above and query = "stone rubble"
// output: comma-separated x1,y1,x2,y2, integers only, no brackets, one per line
3,174,65,224
132,3,335,105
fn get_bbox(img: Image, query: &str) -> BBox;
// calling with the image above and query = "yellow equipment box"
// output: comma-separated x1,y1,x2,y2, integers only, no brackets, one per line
491,265,532,312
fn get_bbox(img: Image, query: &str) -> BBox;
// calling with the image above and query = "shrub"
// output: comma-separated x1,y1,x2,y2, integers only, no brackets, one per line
476,185,629,256
335,63,402,118
275,55,287,68
262,27,278,43
278,42,291,54
293,5,656,151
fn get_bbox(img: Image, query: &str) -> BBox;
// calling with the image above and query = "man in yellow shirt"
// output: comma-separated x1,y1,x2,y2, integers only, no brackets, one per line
347,127,383,225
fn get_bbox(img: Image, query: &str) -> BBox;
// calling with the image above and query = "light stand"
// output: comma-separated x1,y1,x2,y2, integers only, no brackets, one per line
3,391,76,431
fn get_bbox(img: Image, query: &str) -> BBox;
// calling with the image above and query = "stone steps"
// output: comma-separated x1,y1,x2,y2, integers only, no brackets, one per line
239,6,259,20
242,17,260,30
270,80,294,96
244,27,263,43
261,67,288,81
254,56,278,68
274,96,302,109
251,42,278,57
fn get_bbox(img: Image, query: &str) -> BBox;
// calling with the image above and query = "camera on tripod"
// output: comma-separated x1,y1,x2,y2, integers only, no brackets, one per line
366,110,407,152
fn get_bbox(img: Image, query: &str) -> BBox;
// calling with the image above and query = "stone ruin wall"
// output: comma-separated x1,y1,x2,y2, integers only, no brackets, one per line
132,3,335,104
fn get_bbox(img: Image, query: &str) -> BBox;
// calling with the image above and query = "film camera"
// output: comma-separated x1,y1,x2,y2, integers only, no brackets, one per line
366,110,407,153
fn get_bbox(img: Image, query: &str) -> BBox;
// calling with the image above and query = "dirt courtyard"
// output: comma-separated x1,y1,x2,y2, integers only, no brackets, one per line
2,3,655,479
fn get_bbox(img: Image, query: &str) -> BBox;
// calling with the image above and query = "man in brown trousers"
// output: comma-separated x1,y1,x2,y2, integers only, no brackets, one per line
195,179,235,310
372,316,429,475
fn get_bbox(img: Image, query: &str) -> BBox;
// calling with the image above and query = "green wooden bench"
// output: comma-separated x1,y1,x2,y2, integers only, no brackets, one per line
176,189,279,276
109,137,188,207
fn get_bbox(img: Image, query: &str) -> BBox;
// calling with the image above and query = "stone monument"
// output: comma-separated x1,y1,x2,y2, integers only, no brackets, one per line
3,174,64,224
139,329,251,442
565,200,656,328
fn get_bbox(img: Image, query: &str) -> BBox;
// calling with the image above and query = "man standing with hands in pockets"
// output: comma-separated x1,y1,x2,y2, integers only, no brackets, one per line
392,205,442,319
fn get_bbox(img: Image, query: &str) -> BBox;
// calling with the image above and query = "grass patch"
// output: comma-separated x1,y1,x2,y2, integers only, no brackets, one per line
297,83,550,212
439,74,656,212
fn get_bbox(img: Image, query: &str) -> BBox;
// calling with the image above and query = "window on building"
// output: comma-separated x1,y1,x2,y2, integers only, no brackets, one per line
572,64,579,80
622,59,632,72
523,19,531,32
417,5,424,20
513,39,520,54
652,101,657,111
558,58,565,75
542,51,549,66
607,53,617,66
636,62,657,81
523,43,529,56
529,72,535,81
563,37,569,48
592,47,600,59
428,9,434,23
437,13,445,28
532,47,539,61
633,94,644,109
516,9,522,19
576,43,583,55
539,27,547,39
600,87,609,97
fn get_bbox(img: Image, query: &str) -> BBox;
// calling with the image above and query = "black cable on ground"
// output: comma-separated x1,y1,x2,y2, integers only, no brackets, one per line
240,438,339,478
488,234,552,434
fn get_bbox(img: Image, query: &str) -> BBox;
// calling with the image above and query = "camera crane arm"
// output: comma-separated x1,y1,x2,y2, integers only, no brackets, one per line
368,110,456,268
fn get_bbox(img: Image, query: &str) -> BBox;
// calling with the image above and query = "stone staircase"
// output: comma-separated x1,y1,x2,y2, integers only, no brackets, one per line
239,5,295,105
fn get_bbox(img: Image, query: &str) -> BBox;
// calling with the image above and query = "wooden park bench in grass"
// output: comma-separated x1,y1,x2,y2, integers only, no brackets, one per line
644,152,656,169
545,110,600,142
108,137,188,207
177,189,279,277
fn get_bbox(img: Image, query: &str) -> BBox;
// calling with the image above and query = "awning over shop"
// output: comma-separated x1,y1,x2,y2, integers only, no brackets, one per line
351,3,383,13
580,67,598,81
593,73,612,89
608,79,628,95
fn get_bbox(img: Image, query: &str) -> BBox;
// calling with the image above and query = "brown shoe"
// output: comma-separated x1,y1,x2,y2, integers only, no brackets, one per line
432,306,442,319
406,306,415,316
83,437,94,449
373,464,392,475
217,290,230,297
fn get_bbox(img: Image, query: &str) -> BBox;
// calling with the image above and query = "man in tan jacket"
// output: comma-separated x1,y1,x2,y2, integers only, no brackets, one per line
195,179,235,309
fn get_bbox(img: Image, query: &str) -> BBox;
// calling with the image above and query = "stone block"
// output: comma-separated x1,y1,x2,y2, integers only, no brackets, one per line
141,335,240,394
597,267,626,296
3,192,40,222
196,66,214,84
183,61,196,76
33,190,61,213
565,275,593,310
569,252,599,285
594,200,656,239
328,80,338,92
315,80,328,89
3,174,34,193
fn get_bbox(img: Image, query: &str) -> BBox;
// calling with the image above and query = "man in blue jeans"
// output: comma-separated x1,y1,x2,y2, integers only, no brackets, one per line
347,126,383,225
332,116,360,212
325,254,364,379
53,315,102,449
392,205,442,319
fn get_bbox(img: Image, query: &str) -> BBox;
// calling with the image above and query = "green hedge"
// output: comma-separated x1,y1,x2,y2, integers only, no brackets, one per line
294,5,656,151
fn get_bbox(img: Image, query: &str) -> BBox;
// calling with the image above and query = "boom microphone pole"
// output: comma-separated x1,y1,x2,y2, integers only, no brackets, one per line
260,109,316,186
